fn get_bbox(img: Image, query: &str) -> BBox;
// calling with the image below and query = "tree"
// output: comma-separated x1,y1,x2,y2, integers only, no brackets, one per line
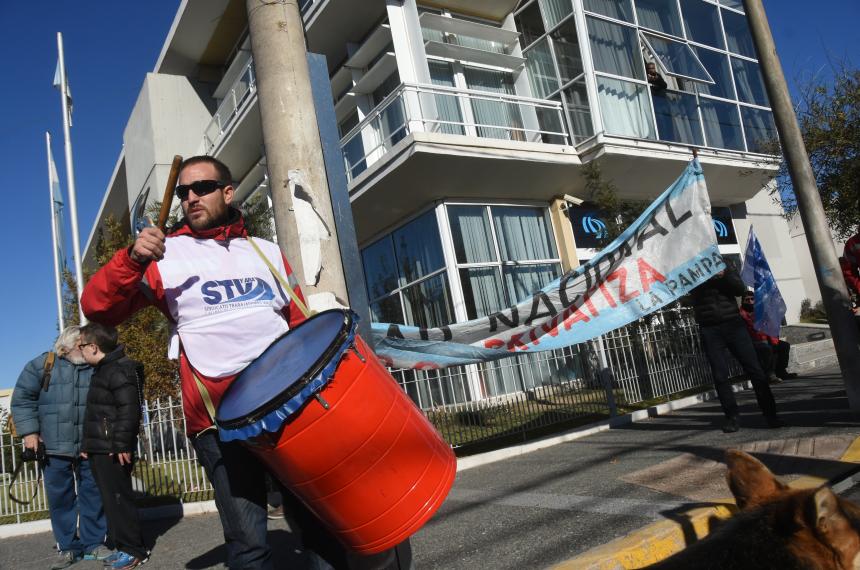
770,65,860,240
582,162,648,245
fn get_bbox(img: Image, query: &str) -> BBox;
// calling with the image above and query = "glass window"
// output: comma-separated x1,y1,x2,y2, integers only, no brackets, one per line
583,0,634,23
597,77,656,139
700,98,744,150
515,1,546,48
448,206,496,264
652,89,704,145
492,206,558,261
537,94,569,144
642,32,713,83
694,47,734,99
587,17,644,79
551,18,583,84
460,267,506,319
525,39,560,98
681,0,725,49
392,211,445,286
563,81,595,141
429,61,465,135
362,238,399,300
731,57,768,106
635,0,683,37
503,264,561,304
402,273,455,328
540,0,573,29
722,9,756,58
741,106,778,153
719,0,744,11
464,67,525,141
370,294,404,324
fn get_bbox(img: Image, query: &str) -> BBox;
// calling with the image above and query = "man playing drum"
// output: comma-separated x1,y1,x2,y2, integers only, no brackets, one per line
81,156,364,569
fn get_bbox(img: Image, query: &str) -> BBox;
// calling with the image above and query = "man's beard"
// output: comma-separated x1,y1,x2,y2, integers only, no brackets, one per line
66,353,86,365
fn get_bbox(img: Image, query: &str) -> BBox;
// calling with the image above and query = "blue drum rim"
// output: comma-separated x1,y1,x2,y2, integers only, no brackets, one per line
216,309,356,434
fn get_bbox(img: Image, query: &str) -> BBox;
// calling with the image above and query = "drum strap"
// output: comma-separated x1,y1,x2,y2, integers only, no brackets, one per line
246,237,313,319
191,370,218,425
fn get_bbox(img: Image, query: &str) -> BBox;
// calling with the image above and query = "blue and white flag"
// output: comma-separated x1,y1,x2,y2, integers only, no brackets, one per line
47,141,67,270
741,228,786,339
371,159,724,369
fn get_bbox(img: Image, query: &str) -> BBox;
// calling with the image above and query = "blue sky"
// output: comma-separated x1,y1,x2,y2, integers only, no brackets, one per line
0,0,857,389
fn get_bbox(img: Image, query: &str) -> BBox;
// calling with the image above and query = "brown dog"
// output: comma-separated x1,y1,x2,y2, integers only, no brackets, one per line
646,450,860,569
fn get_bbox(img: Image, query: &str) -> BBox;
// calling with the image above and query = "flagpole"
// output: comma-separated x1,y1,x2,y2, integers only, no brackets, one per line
46,132,65,331
56,31,86,325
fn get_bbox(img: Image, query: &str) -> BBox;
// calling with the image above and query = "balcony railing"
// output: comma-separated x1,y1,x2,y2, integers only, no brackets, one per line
203,59,257,154
340,82,570,181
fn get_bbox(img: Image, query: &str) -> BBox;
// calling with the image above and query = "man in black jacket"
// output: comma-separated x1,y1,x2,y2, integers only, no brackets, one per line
690,266,783,433
79,323,149,570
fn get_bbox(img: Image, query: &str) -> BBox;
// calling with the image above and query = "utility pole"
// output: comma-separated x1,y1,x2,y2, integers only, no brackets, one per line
246,0,349,311
744,0,860,405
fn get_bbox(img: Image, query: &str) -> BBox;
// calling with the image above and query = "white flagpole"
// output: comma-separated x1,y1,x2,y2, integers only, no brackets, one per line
56,31,87,325
46,132,65,331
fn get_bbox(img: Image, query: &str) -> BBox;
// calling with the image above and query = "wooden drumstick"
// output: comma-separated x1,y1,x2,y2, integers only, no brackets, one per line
157,155,183,231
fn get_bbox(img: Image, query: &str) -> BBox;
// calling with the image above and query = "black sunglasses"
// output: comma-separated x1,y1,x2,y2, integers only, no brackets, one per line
175,180,226,201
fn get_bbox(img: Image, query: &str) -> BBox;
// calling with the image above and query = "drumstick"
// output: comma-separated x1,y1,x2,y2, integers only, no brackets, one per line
157,155,183,231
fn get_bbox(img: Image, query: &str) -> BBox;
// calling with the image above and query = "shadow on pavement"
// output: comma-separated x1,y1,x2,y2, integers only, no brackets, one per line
184,528,305,569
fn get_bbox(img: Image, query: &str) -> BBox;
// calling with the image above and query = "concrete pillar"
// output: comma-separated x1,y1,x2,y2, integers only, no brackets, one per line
246,0,349,310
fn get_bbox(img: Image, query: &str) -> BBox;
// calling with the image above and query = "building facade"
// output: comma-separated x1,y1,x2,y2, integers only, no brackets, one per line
83,0,810,404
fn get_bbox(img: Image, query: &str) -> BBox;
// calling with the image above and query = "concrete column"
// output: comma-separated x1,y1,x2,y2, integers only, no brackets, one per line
246,0,349,310
550,198,580,272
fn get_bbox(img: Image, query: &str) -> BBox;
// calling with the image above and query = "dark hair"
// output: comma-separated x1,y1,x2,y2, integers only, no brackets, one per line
179,155,232,184
80,322,119,353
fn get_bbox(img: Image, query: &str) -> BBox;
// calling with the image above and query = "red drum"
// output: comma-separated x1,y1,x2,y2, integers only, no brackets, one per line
216,309,456,553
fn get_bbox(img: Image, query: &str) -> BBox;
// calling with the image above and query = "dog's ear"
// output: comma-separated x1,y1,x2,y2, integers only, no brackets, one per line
725,450,788,509
812,487,844,534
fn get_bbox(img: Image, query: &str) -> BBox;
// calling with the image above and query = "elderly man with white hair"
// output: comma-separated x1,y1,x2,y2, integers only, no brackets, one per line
11,326,108,569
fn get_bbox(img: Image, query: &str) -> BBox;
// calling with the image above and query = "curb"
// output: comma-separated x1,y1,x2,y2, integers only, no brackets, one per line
551,435,860,570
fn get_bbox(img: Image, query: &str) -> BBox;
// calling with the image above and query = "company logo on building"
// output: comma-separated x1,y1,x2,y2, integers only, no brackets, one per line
713,219,729,238
201,278,275,306
582,216,608,239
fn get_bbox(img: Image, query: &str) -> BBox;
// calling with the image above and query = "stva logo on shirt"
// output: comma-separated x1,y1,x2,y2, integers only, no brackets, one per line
201,277,275,308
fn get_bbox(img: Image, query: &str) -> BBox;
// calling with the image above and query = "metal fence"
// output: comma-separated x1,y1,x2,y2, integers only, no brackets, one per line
0,307,738,525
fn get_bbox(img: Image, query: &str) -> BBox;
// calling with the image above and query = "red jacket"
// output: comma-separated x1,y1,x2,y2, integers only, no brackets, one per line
842,233,860,296
739,307,777,345
81,212,306,435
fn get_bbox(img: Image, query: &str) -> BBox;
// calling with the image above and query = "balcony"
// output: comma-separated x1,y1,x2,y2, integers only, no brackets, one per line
203,58,257,154
340,82,570,182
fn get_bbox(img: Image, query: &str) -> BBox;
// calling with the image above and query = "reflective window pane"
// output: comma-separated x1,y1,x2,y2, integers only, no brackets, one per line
448,205,496,264
597,77,656,139
731,57,769,106
563,81,595,141
525,39,560,99
741,106,778,153
428,60,465,135
503,263,561,304
551,18,584,83
719,0,744,11
636,0,683,37
722,9,756,58
583,0,634,22
681,0,725,49
694,47,734,99
370,294,404,324
537,94,569,144
642,32,713,82
362,238,399,300
402,273,454,328
587,17,644,79
392,211,445,285
540,0,573,29
652,89,704,145
492,206,558,261
700,98,744,150
515,1,546,47
460,267,505,319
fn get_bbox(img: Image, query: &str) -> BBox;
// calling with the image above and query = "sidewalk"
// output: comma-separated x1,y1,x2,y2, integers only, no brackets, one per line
1,365,856,570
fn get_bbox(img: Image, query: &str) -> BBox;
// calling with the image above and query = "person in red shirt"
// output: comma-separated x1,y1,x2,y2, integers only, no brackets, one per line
844,232,860,297
82,156,351,569
739,291,796,384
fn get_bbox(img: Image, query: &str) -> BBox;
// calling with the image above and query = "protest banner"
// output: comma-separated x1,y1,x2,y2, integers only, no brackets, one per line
371,159,724,369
